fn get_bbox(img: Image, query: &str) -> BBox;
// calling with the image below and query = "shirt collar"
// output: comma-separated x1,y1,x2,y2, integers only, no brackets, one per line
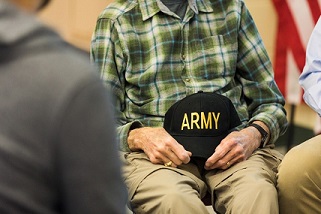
138,0,213,21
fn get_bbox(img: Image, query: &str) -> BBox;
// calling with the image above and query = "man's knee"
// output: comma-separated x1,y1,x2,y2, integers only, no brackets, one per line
133,190,209,214
278,137,321,213
278,137,321,206
162,190,203,207
278,143,320,190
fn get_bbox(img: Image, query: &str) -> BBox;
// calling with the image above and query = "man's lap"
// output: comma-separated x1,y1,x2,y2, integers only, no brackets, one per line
121,146,282,213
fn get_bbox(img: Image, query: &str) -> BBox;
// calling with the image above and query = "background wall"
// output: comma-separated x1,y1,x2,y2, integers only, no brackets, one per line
38,0,109,50
37,0,318,134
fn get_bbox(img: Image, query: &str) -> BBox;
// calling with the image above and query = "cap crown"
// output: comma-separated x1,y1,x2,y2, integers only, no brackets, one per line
164,91,241,158
164,92,233,137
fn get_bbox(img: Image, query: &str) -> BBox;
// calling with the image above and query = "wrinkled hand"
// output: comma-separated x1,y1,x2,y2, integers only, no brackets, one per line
204,127,261,170
128,127,192,167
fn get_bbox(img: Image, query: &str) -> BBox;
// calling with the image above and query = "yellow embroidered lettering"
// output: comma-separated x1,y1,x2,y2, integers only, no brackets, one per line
181,113,190,130
201,112,212,129
181,112,220,130
191,112,200,129
212,112,220,129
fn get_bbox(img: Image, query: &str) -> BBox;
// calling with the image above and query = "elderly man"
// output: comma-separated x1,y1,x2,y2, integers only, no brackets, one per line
91,0,288,213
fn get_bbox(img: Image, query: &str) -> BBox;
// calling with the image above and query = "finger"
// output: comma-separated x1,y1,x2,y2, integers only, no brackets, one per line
168,141,192,164
161,157,177,168
205,146,229,169
152,147,180,167
163,160,177,168
205,150,235,170
163,147,186,166
221,155,241,170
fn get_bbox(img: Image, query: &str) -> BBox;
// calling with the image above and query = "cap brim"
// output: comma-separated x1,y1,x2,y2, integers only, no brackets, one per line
172,134,226,159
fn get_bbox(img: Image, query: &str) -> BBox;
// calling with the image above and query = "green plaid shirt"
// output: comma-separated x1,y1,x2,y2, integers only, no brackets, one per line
91,0,288,152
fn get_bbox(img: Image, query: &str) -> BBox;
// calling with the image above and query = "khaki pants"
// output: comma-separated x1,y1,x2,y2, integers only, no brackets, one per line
278,135,321,214
121,145,283,214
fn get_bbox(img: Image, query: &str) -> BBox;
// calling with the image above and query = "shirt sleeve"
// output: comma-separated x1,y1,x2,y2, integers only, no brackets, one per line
299,16,321,116
91,17,141,152
235,2,288,144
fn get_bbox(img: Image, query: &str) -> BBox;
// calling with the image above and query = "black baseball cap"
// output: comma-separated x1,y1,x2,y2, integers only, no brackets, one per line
163,91,241,159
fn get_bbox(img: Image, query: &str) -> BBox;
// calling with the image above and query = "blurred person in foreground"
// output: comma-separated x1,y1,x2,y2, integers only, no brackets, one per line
0,0,127,213
91,0,288,213
278,16,321,214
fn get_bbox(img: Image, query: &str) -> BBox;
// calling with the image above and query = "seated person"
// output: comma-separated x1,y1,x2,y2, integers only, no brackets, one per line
278,16,321,214
0,0,127,213
91,0,288,213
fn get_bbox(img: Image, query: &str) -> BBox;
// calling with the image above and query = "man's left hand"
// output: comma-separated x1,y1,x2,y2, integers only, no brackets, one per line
204,126,262,170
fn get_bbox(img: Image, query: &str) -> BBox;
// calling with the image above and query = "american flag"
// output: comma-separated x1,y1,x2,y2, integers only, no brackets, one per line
272,0,321,104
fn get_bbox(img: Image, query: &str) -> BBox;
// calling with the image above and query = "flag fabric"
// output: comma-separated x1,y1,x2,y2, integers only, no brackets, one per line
272,0,321,104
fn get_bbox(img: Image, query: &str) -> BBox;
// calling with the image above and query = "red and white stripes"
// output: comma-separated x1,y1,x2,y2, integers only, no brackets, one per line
272,0,321,104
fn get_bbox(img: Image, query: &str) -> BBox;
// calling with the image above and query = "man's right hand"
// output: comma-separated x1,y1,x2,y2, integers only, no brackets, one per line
127,127,192,167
